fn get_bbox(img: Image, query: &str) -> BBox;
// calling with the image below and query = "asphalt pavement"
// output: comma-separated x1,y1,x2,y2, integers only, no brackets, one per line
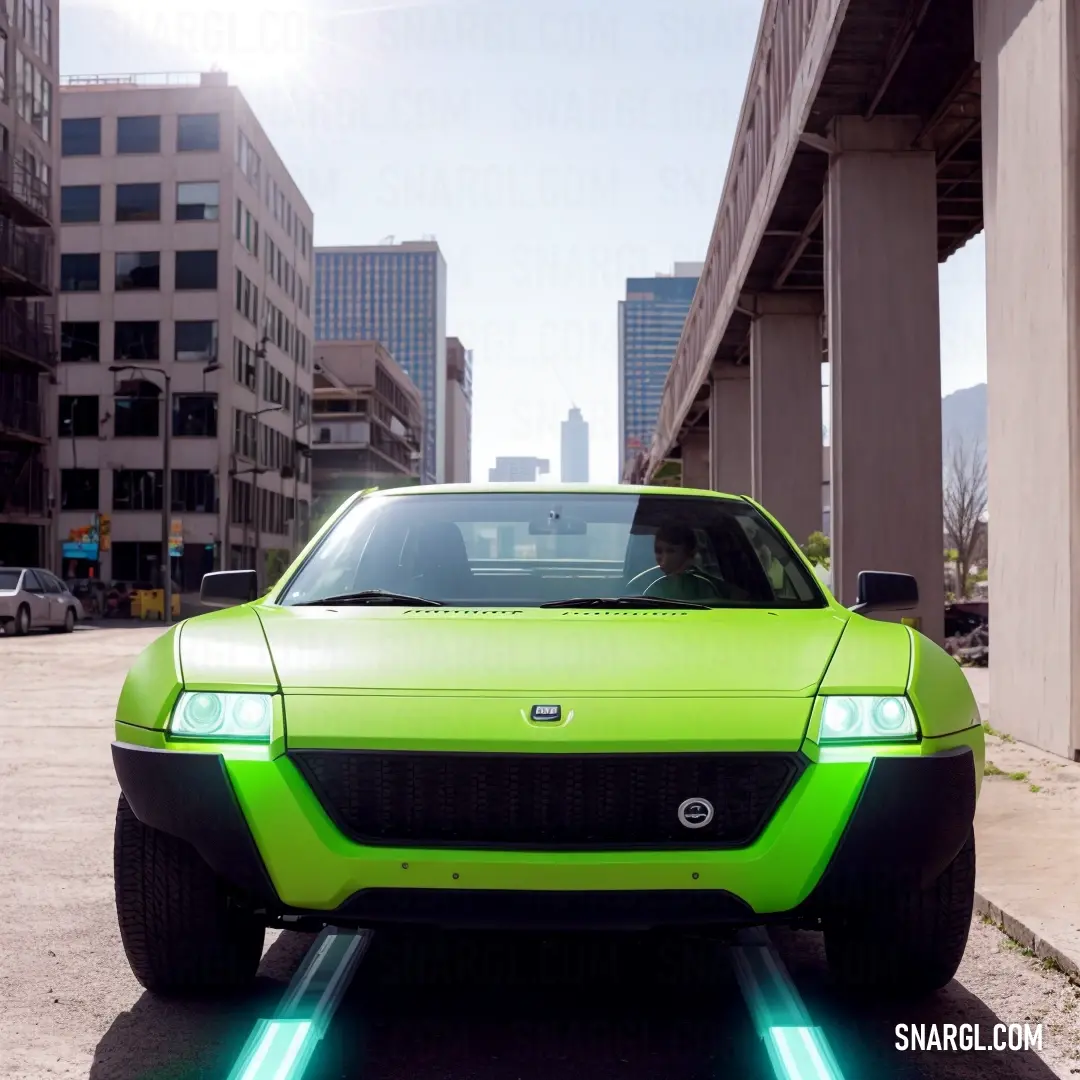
1,623,1077,1079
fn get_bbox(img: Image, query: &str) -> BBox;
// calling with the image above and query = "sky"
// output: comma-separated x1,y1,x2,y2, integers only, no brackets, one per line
59,0,989,482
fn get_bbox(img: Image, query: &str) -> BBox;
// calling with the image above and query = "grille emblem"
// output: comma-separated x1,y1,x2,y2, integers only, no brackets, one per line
529,704,561,722
678,798,714,829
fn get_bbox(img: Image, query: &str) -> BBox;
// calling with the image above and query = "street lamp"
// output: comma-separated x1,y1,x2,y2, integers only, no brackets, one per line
109,364,173,626
200,359,286,587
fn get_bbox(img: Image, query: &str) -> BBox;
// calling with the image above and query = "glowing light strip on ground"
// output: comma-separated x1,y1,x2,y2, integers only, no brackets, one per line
730,928,847,1080
765,1026,845,1080
233,1019,314,1080
227,928,372,1080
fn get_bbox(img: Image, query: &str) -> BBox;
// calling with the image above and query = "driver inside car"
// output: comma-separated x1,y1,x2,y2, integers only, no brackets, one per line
644,524,725,603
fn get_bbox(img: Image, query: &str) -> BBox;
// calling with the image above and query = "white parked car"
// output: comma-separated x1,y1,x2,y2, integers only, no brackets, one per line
0,567,85,636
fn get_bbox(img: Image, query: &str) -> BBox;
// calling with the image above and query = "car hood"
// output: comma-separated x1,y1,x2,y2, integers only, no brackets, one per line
238,604,850,695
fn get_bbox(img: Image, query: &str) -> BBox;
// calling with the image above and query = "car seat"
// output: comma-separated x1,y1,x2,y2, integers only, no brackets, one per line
408,521,473,596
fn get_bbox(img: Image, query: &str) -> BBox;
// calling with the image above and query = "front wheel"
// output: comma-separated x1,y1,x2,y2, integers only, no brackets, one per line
113,795,265,996
13,604,30,636
823,828,975,997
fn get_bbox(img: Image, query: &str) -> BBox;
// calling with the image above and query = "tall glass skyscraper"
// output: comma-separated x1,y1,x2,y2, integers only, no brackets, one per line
315,242,448,483
617,264,702,479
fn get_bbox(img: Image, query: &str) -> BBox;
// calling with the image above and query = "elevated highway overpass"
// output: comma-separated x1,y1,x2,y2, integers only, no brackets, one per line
628,0,1079,761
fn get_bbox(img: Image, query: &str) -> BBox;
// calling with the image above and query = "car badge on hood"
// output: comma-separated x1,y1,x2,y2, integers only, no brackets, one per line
529,704,561,722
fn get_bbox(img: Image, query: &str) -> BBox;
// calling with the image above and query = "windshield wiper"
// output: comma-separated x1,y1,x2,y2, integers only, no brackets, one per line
294,590,443,607
539,595,709,610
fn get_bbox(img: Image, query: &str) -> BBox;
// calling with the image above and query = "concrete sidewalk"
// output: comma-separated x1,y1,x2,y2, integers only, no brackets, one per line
966,667,1080,982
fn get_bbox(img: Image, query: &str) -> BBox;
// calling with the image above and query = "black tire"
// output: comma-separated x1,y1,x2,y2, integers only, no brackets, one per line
113,794,265,996
13,604,30,636
824,828,975,997
63,607,76,633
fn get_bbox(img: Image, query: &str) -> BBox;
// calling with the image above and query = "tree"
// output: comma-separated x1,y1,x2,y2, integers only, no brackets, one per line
801,531,830,568
942,436,988,600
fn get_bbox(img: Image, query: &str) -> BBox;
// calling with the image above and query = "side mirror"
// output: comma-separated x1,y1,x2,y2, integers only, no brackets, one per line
850,570,918,615
200,569,258,608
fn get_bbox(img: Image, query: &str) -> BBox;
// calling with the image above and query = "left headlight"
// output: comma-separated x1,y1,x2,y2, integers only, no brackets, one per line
819,695,919,743
169,691,274,741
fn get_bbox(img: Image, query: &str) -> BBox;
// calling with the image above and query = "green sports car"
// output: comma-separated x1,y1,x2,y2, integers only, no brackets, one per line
110,484,984,998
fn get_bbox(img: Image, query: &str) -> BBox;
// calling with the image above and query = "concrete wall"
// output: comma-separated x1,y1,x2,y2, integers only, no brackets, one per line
978,0,1080,759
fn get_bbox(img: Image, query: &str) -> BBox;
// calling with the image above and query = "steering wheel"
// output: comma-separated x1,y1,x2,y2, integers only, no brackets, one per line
625,566,664,595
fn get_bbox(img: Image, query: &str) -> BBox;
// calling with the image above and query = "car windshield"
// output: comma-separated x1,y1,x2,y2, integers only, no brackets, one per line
278,492,826,610
0,568,23,590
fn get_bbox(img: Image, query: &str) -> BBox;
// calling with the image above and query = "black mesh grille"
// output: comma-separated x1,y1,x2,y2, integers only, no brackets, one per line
288,750,806,850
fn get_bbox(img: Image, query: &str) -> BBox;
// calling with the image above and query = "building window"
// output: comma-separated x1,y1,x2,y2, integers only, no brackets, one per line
234,269,259,324
234,200,259,255
176,181,219,221
172,469,217,513
112,470,163,511
117,114,160,154
177,113,219,152
114,321,159,362
60,469,99,512
58,395,99,438
173,394,218,438
236,129,261,188
231,478,252,526
60,184,99,223
15,0,52,62
110,540,163,585
175,250,217,290
115,251,160,291
175,320,217,363
233,337,256,390
62,116,100,156
60,253,99,292
232,408,258,460
116,182,160,222
60,322,99,363
114,383,160,438
16,52,52,142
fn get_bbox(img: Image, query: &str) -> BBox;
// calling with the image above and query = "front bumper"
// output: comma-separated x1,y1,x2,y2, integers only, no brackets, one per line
111,734,979,930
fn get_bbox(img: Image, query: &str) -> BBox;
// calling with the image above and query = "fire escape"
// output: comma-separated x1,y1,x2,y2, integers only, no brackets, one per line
0,150,56,531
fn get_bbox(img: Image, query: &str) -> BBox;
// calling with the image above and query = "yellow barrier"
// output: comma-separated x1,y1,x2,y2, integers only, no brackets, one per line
131,589,181,620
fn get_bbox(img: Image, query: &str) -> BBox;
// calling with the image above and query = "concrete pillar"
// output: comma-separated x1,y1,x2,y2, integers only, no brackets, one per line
824,115,944,644
748,292,824,546
977,0,1080,759
680,429,710,490
708,364,751,494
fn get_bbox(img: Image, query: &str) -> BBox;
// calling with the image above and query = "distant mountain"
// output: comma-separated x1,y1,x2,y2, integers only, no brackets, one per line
822,383,986,450
941,383,986,451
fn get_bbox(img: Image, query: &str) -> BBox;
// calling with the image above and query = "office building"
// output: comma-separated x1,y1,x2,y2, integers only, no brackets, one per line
445,336,472,483
488,456,549,482
618,262,702,480
57,71,314,590
560,406,589,481
0,1,60,569
314,240,447,485
310,339,422,523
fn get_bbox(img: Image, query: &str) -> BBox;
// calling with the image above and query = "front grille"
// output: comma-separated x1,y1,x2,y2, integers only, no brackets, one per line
288,750,806,850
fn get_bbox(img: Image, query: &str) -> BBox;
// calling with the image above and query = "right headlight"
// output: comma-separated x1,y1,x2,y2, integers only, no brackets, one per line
819,695,919,743
169,691,274,741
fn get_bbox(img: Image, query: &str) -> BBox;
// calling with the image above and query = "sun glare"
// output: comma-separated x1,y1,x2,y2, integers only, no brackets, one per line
95,0,315,86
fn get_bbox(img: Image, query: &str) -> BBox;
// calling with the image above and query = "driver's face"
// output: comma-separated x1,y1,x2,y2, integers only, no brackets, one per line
654,540,692,576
